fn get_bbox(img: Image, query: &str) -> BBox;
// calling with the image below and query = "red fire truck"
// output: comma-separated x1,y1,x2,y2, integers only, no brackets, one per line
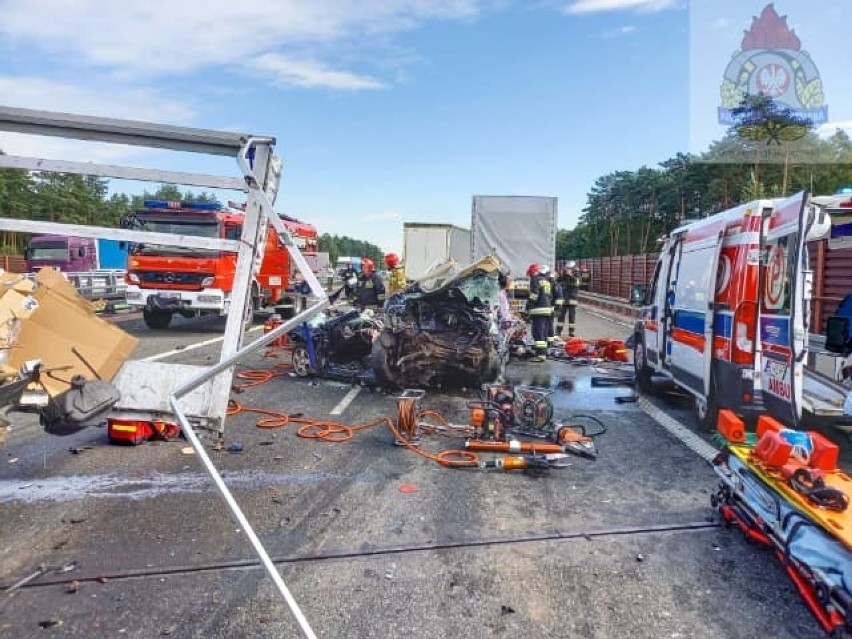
123,199,318,329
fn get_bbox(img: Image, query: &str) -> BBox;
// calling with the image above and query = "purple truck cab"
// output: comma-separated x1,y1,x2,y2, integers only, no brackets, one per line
25,235,97,273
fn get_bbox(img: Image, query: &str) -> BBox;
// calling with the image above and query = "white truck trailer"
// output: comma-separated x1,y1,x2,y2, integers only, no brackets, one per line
470,195,558,278
403,222,471,280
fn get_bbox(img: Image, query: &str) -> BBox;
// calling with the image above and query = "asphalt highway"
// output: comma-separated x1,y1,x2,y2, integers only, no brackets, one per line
0,308,827,638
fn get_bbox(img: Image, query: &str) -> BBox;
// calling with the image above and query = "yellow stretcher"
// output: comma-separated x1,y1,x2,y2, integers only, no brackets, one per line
729,445,852,551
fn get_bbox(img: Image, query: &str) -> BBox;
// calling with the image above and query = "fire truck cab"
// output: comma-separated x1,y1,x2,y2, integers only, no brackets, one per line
124,200,318,329
634,191,831,429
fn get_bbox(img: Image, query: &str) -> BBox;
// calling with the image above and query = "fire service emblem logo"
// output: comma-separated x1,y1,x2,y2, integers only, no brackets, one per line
719,4,827,127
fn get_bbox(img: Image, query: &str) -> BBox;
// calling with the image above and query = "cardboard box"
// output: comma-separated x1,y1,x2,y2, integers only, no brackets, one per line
6,268,138,396
0,272,35,295
0,289,38,357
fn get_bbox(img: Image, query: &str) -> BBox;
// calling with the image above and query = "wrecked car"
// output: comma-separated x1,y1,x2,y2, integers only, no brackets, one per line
373,257,505,388
288,308,384,385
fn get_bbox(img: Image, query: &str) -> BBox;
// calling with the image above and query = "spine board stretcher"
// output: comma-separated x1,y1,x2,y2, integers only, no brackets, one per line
713,444,852,635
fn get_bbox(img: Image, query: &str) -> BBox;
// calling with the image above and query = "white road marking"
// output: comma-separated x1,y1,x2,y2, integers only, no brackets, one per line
637,396,719,463
142,325,263,362
330,387,361,415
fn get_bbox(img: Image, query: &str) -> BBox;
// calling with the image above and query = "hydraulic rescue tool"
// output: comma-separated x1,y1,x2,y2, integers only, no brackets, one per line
395,385,606,472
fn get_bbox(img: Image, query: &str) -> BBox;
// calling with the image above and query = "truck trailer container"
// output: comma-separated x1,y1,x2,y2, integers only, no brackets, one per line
470,195,557,278
403,223,471,280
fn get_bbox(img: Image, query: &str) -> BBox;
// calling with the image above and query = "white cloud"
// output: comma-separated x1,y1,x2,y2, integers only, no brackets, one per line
0,77,195,162
601,25,637,37
0,77,194,123
818,121,852,137
251,54,385,90
0,1,480,83
564,0,680,14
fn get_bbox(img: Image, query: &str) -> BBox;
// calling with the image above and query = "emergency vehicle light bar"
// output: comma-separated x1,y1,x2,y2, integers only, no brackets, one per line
143,199,222,210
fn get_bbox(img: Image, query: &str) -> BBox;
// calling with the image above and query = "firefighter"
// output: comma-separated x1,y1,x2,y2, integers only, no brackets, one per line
559,261,581,337
354,257,385,311
384,252,406,295
342,263,358,301
541,265,563,344
525,263,553,362
579,263,591,290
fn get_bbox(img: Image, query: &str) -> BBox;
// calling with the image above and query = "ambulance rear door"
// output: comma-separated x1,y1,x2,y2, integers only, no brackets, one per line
757,191,809,426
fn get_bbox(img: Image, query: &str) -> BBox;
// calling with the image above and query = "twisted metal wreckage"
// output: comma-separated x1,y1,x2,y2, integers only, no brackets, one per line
288,256,507,389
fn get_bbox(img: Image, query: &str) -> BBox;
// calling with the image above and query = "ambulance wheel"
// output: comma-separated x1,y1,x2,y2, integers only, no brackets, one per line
695,391,719,431
143,309,172,330
291,345,312,377
633,337,653,393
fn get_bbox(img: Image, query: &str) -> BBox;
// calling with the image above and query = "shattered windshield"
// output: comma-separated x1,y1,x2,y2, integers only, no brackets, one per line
455,272,499,307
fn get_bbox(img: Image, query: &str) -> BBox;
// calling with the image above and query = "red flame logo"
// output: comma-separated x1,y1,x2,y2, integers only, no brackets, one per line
741,4,801,51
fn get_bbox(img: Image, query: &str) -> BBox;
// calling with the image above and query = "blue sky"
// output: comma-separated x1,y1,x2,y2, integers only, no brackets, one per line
0,1,848,254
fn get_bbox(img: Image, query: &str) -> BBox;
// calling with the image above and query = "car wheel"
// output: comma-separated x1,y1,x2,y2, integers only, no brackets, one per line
291,345,312,377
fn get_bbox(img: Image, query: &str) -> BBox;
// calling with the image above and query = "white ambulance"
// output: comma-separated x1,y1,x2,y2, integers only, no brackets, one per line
633,191,831,428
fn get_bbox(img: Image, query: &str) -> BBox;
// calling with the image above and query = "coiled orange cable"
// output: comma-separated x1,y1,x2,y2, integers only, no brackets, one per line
225,348,480,468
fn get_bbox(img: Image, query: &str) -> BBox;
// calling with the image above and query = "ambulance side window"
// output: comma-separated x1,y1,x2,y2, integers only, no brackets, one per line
647,261,661,307
225,224,242,240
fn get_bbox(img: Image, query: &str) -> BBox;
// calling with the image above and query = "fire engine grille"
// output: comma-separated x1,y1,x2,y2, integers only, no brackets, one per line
137,271,212,288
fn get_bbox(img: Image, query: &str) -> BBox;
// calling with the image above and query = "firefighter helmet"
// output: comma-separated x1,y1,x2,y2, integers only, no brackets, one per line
384,253,400,269
540,265,551,275
566,260,577,269
526,263,539,277
362,257,375,275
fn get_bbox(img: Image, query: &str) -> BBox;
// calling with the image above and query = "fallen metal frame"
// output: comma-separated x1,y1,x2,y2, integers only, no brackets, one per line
0,105,325,638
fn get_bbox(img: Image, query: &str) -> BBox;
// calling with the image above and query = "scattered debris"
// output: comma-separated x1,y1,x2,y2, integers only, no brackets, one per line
615,395,638,404
500,605,516,616
7,564,47,593
180,447,195,456
399,484,419,494
258,441,274,446
38,620,63,629
7,457,18,464
68,446,94,454
636,554,645,562
226,442,244,453
67,517,87,525
96,576,108,584
67,581,80,594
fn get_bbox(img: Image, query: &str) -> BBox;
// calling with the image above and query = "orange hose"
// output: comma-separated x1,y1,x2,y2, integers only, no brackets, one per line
226,354,481,468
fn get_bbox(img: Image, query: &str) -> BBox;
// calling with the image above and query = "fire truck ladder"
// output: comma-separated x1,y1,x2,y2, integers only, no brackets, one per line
0,105,325,638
